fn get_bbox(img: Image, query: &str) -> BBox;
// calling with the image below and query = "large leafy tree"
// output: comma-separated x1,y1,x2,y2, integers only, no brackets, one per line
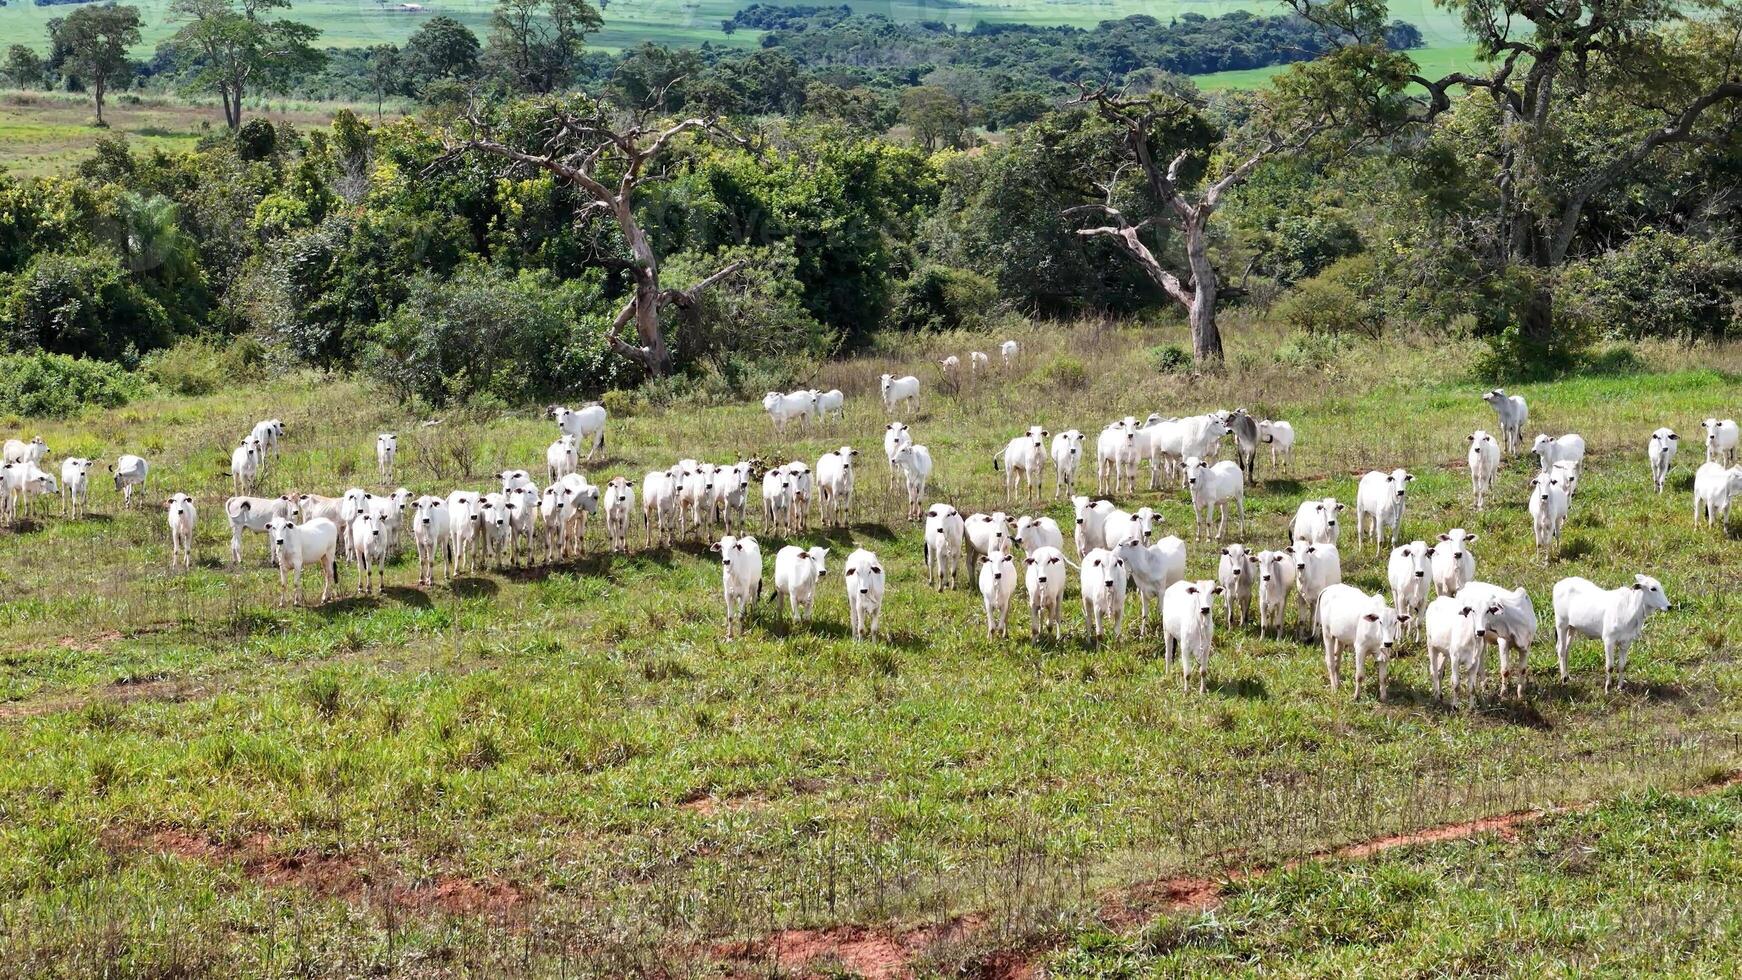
166,0,324,130
484,0,602,94
52,4,143,126
401,15,481,86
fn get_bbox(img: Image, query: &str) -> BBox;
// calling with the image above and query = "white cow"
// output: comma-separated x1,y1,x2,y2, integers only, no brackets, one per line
1163,579,1223,694
1467,430,1500,510
1702,418,1739,464
1554,574,1672,692
1101,506,1159,551
892,444,933,521
968,350,990,377
1096,423,1140,495
376,433,397,480
226,494,301,565
1528,471,1570,559
816,389,845,419
1387,540,1432,635
712,534,763,640
350,511,389,594
965,511,1013,564
1482,388,1529,453
552,405,607,460
879,374,921,414
763,390,818,435
1254,549,1296,639
1070,495,1116,557
844,548,886,640
1551,459,1581,499
1531,433,1586,474
816,446,859,526
1291,497,1343,545
1455,581,1538,698
1425,596,1500,707
923,503,966,590
773,545,829,622
1184,456,1245,541
231,439,263,495
1257,419,1295,469
111,455,149,508
1079,547,1128,643
268,517,339,605
713,461,754,533
1693,462,1742,528
1140,415,1229,489
760,468,795,535
446,490,483,573
995,429,1048,503
411,496,451,585
680,464,719,539
546,436,579,483
3,436,47,465
978,547,1019,638
1,462,55,523
555,473,600,555
166,492,197,570
538,486,570,561
1217,544,1258,628
1115,534,1187,637
641,471,678,548
786,461,814,530
939,355,962,386
1430,528,1478,598
1354,468,1413,553
250,419,283,459
1318,583,1407,701
59,457,93,518
504,486,538,565
602,477,634,553
477,493,514,568
1647,427,1678,493
1012,515,1064,554
1000,339,1019,367
1050,429,1085,497
1023,546,1070,641
1291,542,1343,641
883,422,913,490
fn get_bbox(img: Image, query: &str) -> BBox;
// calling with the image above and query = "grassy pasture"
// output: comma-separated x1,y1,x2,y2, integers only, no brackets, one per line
0,324,1739,975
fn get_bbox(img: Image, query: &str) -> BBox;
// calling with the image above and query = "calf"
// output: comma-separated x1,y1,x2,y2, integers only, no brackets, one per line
1184,456,1245,541
1079,548,1128,644
1254,549,1296,639
268,517,339,605
923,503,966,590
786,461,814,530
1216,544,1257,627
1070,495,1116,557
411,496,451,585
816,446,859,526
1051,429,1085,497
1317,583,1407,700
1455,581,1538,697
226,494,302,565
350,510,389,594
892,444,932,520
712,534,763,640
1430,528,1478,598
1290,541,1342,642
1291,497,1343,545
1024,546,1070,640
166,493,198,570
978,548,1019,637
546,436,578,482
377,433,397,480
1354,468,1413,554
1694,462,1742,528
1528,471,1570,559
1387,540,1432,635
773,545,829,622
994,429,1047,503
1163,579,1223,693
603,477,634,553
1258,418,1295,469
1554,574,1672,692
1467,430,1499,509
1013,515,1064,554
879,374,921,414
1115,534,1186,636
641,470,678,548
1702,417,1739,464
883,422,913,489
1425,595,1500,707
843,548,887,640
1482,388,1528,453
59,457,93,518
552,404,607,460
1531,433,1586,474
1647,427,1678,493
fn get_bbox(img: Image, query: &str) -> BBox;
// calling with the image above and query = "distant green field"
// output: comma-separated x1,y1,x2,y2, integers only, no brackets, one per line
1196,42,1483,91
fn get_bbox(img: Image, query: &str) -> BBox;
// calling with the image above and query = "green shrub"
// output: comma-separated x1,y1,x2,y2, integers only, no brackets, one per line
3,249,175,362
888,263,1000,332
1273,331,1349,371
1148,344,1191,374
1036,354,1088,391
140,337,267,396
1274,255,1382,337
0,351,139,418
1557,229,1742,342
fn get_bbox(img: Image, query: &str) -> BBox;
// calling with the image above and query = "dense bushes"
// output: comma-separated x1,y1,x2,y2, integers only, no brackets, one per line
1558,230,1742,342
0,351,139,418
141,336,267,395
3,249,176,361
888,264,999,332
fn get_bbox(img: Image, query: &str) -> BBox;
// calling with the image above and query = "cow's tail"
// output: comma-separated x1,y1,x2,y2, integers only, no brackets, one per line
992,448,1007,472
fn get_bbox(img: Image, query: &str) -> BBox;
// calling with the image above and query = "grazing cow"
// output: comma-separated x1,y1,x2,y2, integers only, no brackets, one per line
1354,468,1412,553
712,535,763,640
1482,388,1529,453
3,436,47,465
1693,462,1742,528
1228,410,1260,482
231,439,263,495
816,389,845,419
59,457,93,518
773,545,829,622
1425,596,1501,707
1163,579,1223,693
376,433,397,480
1290,542,1343,642
350,511,389,594
923,503,966,590
891,444,932,521
786,461,814,530
1528,471,1570,559
1702,417,1740,464
978,548,1019,637
268,517,339,606
411,496,451,585
1079,548,1129,643
1012,515,1064,554
1258,419,1295,469
1430,528,1478,598
1070,495,1116,557
1387,540,1432,635
1554,574,1672,691
763,390,818,435
1116,535,1187,636
1455,581,1538,697
939,355,962,387
1531,433,1586,474
546,436,579,483
166,493,197,570
1184,456,1245,541
879,374,921,414
760,468,794,534
816,446,859,526
1023,546,1070,641
1101,506,1159,551
883,422,913,490
1217,544,1258,627
1318,584,1407,700
1291,497,1343,545
1000,339,1019,367
1051,429,1085,497
1467,430,1500,509
844,548,886,640
969,350,990,377
552,405,607,460
1,462,55,523
994,429,1048,503
1647,427,1678,493
641,470,678,548
603,477,634,553
1254,549,1296,639
446,490,483,573
226,494,301,565
1096,422,1140,495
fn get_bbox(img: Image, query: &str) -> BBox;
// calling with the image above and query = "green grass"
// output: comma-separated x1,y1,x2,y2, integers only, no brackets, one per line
0,323,1739,974
1196,43,1483,91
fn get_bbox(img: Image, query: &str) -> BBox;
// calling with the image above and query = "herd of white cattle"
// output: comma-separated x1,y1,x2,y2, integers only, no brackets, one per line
2,377,1739,704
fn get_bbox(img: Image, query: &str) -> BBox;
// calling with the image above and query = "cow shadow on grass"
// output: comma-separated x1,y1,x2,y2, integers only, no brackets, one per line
1209,676,1269,700
761,615,852,641
1260,478,1305,495
382,585,432,609
813,522,898,545
450,576,499,598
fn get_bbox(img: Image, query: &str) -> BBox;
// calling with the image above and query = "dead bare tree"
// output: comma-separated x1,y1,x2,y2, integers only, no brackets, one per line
437,93,748,377
1064,83,1328,365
